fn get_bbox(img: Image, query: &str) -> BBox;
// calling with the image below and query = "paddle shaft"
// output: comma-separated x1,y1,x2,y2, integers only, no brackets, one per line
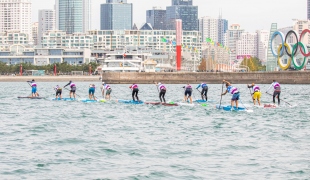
219,82,224,108
266,92,292,106
64,87,81,98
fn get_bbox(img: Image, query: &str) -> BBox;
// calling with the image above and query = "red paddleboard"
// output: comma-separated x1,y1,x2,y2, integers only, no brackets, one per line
264,104,277,108
145,102,161,105
162,103,178,106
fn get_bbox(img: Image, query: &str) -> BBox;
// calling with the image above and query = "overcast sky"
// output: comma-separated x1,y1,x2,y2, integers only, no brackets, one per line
31,0,306,32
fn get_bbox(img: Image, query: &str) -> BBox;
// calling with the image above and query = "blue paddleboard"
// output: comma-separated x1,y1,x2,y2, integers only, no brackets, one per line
52,98,76,101
216,105,246,111
117,99,144,104
80,99,98,103
195,99,215,103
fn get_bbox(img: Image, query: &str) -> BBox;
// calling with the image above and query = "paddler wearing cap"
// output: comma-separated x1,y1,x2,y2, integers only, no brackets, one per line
155,82,166,103
101,82,112,100
247,83,261,106
64,80,76,99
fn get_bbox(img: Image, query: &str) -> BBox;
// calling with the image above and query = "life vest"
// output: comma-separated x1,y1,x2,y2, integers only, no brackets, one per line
227,86,238,94
253,85,260,92
159,84,166,90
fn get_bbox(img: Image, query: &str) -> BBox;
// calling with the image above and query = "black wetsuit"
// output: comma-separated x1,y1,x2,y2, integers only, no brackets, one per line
132,88,139,101
159,89,166,103
201,86,208,101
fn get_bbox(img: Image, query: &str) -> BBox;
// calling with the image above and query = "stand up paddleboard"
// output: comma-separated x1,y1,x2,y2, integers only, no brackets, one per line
179,102,195,107
145,102,179,106
195,99,215,103
52,98,77,101
216,105,246,111
264,104,277,108
117,99,144,104
18,96,45,99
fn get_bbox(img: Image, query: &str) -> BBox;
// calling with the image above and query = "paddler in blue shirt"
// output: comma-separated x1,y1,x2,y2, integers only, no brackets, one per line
88,84,96,100
221,80,240,109
27,79,38,97
196,82,208,101
183,84,193,104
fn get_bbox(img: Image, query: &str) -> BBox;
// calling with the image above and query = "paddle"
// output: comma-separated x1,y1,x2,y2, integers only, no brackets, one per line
64,87,81,98
265,92,292,106
219,82,224,108
239,98,253,112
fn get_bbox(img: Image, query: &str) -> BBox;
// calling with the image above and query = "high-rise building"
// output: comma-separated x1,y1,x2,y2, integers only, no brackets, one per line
55,0,91,34
224,24,245,64
266,23,277,71
32,22,39,45
199,17,218,43
166,0,198,31
0,0,32,39
236,32,257,61
199,16,228,45
100,0,133,30
218,18,228,45
38,9,56,46
256,30,269,63
146,7,166,30
308,0,310,19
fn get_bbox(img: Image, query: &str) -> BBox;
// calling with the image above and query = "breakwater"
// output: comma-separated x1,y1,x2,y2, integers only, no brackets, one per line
1,72,309,84
102,71,310,84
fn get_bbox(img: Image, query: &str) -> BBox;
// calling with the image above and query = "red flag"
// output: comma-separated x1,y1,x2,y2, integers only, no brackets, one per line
20,64,22,76
54,64,57,76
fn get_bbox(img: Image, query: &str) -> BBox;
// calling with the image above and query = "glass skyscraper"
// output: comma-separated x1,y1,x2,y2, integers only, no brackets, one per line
146,7,166,30
100,0,133,30
308,0,310,19
166,0,198,31
55,0,91,34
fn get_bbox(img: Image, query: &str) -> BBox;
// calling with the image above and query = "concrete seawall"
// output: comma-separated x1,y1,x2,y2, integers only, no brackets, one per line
102,72,310,84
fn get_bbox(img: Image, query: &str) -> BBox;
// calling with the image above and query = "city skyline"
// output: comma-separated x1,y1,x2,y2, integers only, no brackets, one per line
30,0,306,32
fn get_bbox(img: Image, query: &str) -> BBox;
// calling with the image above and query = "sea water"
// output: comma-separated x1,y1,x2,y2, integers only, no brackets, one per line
0,82,309,179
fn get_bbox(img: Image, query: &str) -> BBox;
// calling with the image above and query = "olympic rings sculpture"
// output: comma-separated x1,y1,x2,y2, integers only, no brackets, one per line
270,29,309,70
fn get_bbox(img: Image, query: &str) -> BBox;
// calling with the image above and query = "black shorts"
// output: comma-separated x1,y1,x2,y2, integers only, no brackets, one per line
70,86,76,93
56,90,62,96
185,89,192,96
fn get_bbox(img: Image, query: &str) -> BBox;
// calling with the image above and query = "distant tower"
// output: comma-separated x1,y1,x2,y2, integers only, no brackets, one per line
146,7,166,30
55,0,91,34
308,0,310,19
166,0,198,31
266,23,278,71
100,0,133,30
38,9,55,45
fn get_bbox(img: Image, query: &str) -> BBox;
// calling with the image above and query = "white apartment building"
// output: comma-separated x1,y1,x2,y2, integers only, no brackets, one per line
293,19,310,44
38,9,55,46
0,30,29,45
32,22,38,45
256,30,269,62
0,0,31,39
41,30,201,62
236,32,257,61
224,24,244,63
41,30,94,49
199,16,218,43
